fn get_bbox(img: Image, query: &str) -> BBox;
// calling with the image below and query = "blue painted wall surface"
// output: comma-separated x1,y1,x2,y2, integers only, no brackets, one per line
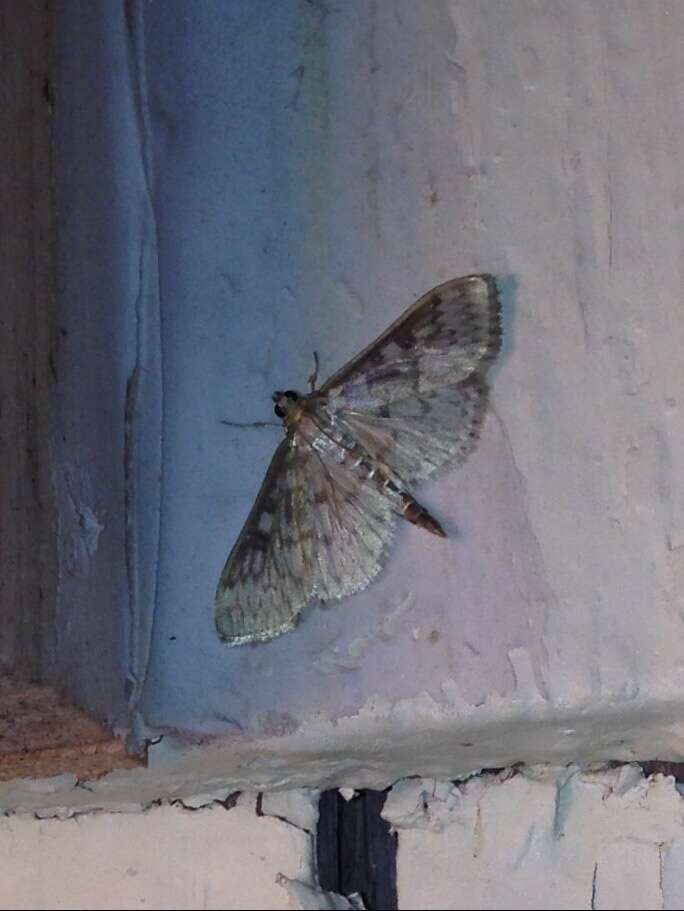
54,1,684,762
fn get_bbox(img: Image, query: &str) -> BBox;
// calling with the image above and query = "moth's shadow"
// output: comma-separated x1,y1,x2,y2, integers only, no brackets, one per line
491,272,517,378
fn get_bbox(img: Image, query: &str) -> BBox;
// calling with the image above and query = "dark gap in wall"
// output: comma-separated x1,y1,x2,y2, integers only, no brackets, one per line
641,760,684,781
317,788,397,911
0,0,57,684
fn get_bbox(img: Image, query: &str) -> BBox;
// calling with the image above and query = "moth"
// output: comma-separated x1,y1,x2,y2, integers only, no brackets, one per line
215,274,501,645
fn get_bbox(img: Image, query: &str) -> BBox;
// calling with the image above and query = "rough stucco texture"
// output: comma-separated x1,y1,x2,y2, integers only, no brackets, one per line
0,795,311,911
7,767,684,910
53,0,684,782
386,766,684,911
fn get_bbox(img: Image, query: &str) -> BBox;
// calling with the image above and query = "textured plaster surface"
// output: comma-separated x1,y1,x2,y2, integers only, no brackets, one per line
53,0,684,792
0,793,314,911
385,765,684,910
9,767,684,910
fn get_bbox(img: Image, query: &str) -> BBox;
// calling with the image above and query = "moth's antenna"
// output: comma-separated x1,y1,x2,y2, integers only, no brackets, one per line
308,351,320,392
220,419,281,429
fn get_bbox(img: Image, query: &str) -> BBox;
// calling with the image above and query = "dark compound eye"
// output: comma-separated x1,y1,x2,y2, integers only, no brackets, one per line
273,389,298,418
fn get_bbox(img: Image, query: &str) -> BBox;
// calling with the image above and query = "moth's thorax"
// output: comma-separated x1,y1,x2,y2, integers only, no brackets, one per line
295,403,367,465
273,389,325,432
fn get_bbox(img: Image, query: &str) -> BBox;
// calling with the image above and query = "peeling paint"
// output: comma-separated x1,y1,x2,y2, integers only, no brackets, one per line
4,685,684,817
391,765,684,910
277,875,365,910
78,505,105,556
6,766,684,909
258,789,319,834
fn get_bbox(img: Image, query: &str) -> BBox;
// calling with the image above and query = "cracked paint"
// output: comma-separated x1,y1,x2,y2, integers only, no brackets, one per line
277,875,365,910
387,765,684,910
6,766,684,908
0,797,312,910
258,789,319,834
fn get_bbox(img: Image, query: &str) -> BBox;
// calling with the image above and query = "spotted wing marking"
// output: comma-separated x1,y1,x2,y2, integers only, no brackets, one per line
323,275,500,409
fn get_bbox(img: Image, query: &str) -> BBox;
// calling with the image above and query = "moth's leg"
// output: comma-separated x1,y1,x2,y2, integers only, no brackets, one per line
308,351,320,393
220,419,281,429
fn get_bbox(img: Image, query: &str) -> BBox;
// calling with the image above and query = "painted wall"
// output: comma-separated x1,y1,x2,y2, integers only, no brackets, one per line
386,766,684,910
4,768,684,910
0,794,313,911
42,2,684,908
53,0,684,787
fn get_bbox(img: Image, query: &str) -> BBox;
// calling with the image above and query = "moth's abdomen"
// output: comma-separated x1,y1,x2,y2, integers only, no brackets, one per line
399,493,446,538
344,449,446,539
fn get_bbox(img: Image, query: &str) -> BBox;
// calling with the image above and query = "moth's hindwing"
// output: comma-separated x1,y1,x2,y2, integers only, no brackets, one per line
215,434,396,645
334,374,491,487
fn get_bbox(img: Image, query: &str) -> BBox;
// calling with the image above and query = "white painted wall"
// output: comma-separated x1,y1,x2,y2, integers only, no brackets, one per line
386,766,684,911
5,768,684,910
0,795,312,911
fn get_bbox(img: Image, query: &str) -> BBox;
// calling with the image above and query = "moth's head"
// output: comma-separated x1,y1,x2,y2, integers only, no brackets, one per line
272,389,300,419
